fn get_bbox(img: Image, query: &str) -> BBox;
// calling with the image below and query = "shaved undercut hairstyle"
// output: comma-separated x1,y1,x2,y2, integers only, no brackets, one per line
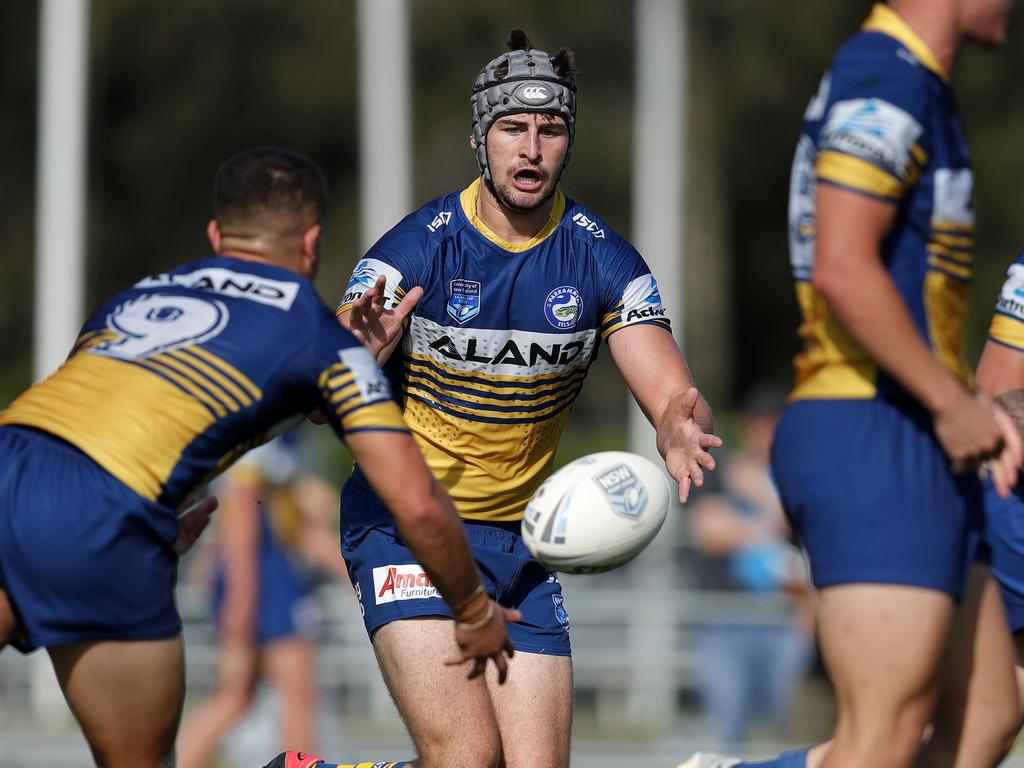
213,146,327,229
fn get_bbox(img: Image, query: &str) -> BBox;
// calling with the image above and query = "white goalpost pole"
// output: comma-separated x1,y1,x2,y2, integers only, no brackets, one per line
356,0,412,254
627,0,687,727
34,0,90,382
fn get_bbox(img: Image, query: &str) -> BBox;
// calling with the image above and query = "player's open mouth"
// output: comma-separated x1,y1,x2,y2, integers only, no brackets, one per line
512,169,543,192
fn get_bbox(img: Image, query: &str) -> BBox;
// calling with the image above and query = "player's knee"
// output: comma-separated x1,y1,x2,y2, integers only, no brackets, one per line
217,686,256,719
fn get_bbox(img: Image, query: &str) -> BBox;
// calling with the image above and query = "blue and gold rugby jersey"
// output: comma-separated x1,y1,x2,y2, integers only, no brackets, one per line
787,3,975,401
0,256,405,508
987,253,1024,351
339,178,671,522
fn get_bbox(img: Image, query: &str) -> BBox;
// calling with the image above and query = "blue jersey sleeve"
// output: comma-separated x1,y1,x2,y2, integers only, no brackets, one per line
597,239,672,339
337,219,433,315
815,44,931,201
311,315,408,437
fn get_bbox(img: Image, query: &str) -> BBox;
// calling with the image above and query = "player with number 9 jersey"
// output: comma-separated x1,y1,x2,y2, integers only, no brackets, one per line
0,253,404,651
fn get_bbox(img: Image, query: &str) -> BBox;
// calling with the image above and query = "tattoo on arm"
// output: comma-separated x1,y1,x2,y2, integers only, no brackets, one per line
995,389,1024,441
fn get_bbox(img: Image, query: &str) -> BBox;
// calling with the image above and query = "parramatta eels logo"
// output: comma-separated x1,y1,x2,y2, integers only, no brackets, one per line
544,286,582,330
594,463,647,519
447,278,481,324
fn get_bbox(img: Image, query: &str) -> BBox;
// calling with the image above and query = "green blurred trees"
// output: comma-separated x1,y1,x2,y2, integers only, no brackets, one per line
2,0,1023,420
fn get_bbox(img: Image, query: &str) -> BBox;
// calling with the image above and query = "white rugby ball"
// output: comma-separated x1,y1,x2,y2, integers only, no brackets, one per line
522,451,671,574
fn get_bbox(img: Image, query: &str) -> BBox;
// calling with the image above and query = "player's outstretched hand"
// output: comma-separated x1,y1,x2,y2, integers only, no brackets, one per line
934,389,1021,497
344,274,424,364
444,597,521,685
173,495,218,556
659,387,723,504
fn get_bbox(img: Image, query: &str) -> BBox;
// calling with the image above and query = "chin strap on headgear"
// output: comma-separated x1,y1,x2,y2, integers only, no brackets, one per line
470,35,577,185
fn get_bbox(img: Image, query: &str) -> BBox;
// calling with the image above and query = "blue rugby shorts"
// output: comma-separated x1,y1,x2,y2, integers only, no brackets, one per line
770,398,981,599
0,426,182,652
340,472,571,656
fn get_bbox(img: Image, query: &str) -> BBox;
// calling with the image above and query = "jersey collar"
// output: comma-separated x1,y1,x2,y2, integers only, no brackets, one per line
459,178,565,253
862,3,949,82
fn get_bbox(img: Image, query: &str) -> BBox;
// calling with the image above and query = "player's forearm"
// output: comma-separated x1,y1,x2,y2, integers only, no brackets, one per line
349,431,485,618
389,479,486,618
815,255,965,414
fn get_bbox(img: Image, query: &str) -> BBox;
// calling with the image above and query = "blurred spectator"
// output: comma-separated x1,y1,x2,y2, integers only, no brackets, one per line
689,388,814,750
178,432,346,767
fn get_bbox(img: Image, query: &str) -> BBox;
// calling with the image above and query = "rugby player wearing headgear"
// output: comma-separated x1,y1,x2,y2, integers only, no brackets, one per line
0,147,515,768
267,29,720,768
682,2,1020,768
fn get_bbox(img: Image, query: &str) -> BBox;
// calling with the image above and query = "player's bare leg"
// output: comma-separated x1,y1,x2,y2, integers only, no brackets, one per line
916,564,1020,768
372,617,504,768
263,636,317,751
177,640,259,768
48,636,185,768
0,588,17,647
816,584,953,768
484,649,571,768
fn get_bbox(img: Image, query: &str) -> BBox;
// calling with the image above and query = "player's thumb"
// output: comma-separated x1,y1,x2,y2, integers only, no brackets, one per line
396,286,425,318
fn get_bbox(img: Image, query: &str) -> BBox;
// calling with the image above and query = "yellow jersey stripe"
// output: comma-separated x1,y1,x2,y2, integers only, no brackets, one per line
171,348,255,408
406,371,580,408
329,383,361,405
137,359,230,418
929,232,974,249
990,314,1024,351
187,346,262,401
405,358,587,396
817,151,904,199
926,242,973,266
927,255,972,281
405,351,587,385
931,220,976,234
155,352,247,412
319,363,350,389
340,400,408,432
405,383,576,421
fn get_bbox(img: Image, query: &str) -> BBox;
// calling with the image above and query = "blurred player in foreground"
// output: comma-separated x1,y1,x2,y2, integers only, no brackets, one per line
0,146,515,768
683,1,1020,768
178,433,345,768
976,252,1024,736
277,28,720,768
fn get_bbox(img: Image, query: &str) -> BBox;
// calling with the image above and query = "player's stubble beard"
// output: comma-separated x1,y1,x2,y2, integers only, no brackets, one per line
487,166,560,214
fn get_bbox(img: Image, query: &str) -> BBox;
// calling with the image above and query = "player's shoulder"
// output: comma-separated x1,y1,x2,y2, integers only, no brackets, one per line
559,196,633,256
830,25,936,99
371,188,468,254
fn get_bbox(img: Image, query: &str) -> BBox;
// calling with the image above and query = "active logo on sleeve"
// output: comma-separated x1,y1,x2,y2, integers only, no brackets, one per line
997,264,1024,321
342,258,405,308
372,564,440,604
338,346,393,403
820,98,923,178
620,274,669,325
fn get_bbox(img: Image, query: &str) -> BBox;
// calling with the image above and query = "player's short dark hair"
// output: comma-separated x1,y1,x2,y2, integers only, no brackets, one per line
213,147,327,228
